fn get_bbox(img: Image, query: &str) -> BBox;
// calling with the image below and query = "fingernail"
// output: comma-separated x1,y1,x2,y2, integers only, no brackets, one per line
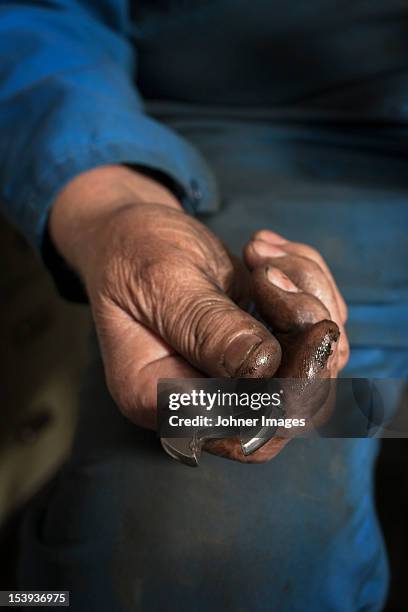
252,240,286,257
223,333,263,376
266,267,299,292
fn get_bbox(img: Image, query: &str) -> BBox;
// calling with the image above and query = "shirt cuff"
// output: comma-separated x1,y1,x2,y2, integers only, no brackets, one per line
16,116,219,302
22,118,219,250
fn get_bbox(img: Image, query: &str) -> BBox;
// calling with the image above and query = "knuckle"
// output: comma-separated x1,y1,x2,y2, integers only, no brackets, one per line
252,230,269,242
292,254,325,280
298,243,324,264
288,242,326,268
137,255,171,291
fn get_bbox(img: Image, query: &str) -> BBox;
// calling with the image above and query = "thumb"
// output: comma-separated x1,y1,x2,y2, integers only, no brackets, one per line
154,271,282,378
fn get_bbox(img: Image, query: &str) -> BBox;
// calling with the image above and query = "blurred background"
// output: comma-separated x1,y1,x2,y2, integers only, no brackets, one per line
0,214,90,586
0,213,406,610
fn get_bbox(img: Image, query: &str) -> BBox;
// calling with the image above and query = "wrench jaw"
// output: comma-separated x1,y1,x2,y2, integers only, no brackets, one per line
240,423,279,456
240,436,267,457
161,430,274,465
161,436,202,467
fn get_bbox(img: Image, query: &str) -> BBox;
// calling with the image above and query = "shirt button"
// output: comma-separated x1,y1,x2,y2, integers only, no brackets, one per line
190,179,202,206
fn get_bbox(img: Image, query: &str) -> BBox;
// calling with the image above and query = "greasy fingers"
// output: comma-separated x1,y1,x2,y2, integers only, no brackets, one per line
246,229,347,323
204,435,289,464
251,264,341,376
244,232,349,370
202,266,341,464
251,265,331,332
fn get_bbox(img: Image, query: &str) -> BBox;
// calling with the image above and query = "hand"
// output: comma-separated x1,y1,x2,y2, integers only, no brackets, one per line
204,230,349,461
244,229,349,374
50,166,348,463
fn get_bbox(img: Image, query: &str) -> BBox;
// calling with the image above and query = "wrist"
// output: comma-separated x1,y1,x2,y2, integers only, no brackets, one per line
49,164,183,276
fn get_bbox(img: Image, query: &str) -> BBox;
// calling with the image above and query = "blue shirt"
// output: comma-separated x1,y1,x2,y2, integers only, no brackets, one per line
0,1,220,249
1,0,408,249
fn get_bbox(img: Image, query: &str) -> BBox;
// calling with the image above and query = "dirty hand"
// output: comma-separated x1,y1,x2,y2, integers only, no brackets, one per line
49,165,348,462
204,230,349,461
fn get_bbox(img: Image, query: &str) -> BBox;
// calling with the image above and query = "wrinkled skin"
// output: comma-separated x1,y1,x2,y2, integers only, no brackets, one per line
50,166,349,464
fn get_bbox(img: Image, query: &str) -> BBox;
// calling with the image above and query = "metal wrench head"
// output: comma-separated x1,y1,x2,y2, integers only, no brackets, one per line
161,435,202,467
161,426,276,466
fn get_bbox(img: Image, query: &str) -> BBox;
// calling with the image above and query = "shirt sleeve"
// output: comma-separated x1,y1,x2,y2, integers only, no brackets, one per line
0,0,219,250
